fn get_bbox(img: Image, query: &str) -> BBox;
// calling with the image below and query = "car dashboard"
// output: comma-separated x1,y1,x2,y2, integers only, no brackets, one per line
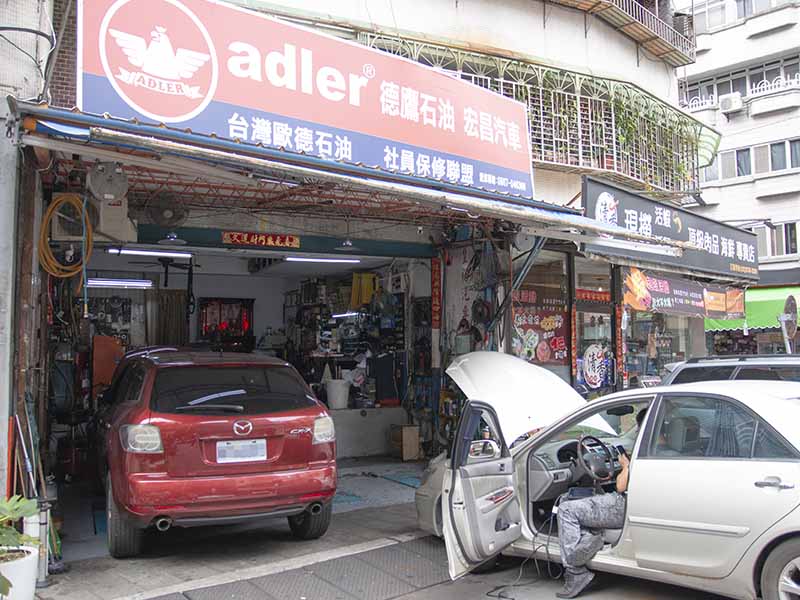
527,437,629,504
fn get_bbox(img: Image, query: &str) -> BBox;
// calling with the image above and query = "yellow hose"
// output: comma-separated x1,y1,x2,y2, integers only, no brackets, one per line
38,193,93,291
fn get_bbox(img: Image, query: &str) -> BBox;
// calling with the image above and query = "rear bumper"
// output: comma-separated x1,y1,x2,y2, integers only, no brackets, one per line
121,464,336,527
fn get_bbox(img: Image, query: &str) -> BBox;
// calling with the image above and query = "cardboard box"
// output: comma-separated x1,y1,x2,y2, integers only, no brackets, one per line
389,425,420,461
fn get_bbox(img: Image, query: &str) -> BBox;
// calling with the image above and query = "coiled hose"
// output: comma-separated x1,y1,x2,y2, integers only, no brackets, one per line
38,193,93,292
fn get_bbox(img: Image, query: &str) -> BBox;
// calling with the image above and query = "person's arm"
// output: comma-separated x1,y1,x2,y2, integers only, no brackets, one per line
616,453,630,493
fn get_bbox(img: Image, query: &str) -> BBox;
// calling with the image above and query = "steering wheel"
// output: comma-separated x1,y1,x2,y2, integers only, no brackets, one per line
577,435,615,482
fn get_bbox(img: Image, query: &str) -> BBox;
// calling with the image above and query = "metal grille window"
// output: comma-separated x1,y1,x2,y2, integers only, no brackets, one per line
358,32,706,196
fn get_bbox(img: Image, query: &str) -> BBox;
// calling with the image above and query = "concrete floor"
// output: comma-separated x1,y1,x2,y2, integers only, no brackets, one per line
143,536,727,600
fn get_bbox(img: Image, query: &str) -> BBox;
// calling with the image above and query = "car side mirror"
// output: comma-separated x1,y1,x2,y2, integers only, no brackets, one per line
467,439,501,463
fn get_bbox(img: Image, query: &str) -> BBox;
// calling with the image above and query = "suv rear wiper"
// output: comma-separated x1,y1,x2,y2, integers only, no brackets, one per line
175,404,244,413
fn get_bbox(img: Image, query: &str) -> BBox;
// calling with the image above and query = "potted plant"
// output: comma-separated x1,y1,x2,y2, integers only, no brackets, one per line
0,496,38,600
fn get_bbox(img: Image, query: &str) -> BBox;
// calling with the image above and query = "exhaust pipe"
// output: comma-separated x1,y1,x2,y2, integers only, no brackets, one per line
155,517,172,532
309,503,323,515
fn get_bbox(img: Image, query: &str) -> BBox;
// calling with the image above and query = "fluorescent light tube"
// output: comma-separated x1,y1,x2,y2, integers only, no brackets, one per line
332,312,359,318
285,257,361,264
87,278,153,289
107,248,193,259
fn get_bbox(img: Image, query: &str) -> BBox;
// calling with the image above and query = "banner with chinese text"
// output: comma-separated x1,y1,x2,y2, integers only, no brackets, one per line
511,288,569,366
622,267,745,319
78,0,533,196
584,178,758,280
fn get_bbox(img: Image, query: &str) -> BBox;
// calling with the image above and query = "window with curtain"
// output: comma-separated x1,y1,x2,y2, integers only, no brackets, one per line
791,139,800,168
736,149,752,176
785,223,798,254
771,142,787,170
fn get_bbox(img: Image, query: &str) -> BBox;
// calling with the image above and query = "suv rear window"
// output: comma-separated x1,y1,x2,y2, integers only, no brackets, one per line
671,366,736,384
735,366,800,382
152,366,316,415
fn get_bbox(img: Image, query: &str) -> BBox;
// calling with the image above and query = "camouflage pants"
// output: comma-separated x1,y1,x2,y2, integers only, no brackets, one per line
557,492,626,575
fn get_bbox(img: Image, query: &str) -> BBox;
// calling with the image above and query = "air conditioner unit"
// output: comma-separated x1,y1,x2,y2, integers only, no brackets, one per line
51,193,137,242
719,92,744,114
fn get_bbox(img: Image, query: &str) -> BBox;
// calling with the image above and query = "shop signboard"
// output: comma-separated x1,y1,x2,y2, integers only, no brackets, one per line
221,230,300,248
584,178,759,280
77,0,534,197
622,267,745,319
511,288,569,366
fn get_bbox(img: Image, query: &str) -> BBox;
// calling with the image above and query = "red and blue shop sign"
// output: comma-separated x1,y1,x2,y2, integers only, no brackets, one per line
78,0,534,196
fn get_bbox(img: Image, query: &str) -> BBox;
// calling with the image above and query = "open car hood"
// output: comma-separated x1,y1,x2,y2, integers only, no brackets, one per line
446,352,614,444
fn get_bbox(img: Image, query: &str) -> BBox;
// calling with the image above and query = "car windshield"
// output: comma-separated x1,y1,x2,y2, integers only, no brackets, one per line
549,402,650,443
152,366,316,415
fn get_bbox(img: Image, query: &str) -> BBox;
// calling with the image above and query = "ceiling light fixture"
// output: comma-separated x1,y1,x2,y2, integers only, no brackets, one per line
107,248,193,259
158,231,187,245
87,278,153,289
332,312,359,319
285,256,361,264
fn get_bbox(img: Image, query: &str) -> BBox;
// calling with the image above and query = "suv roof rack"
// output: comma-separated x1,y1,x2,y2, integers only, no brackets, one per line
686,354,797,363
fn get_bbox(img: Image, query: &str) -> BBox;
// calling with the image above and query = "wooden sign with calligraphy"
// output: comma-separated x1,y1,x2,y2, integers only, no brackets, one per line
221,231,301,249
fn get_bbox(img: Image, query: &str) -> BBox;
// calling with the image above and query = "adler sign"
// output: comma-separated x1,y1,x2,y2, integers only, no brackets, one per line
78,0,533,195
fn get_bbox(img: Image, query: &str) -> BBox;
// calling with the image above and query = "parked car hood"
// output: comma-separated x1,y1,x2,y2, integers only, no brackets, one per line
446,352,614,444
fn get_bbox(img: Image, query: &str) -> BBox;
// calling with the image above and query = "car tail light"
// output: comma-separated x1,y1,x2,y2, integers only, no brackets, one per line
312,416,335,445
120,424,163,453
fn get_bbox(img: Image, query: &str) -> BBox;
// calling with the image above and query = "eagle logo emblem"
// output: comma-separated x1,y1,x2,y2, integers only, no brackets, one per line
109,26,210,98
99,0,218,123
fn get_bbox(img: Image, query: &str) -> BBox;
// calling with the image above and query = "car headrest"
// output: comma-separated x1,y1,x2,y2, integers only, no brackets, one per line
667,417,699,452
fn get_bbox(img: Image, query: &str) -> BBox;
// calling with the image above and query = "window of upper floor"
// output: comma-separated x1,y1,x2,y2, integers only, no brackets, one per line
701,138,800,183
749,222,799,258
685,55,800,105
690,0,796,33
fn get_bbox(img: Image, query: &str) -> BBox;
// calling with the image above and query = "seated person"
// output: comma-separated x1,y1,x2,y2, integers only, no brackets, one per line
556,451,630,598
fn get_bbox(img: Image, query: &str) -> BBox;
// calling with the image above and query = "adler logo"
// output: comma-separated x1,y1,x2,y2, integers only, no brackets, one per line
99,0,218,123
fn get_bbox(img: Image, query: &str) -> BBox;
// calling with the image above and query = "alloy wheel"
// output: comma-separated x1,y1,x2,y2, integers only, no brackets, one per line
779,558,800,599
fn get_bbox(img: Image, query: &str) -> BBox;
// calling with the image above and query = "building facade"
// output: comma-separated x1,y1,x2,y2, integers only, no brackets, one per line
1,0,716,489
680,0,800,285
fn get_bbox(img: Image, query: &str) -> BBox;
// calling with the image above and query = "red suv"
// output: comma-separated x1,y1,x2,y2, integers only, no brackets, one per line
97,351,336,558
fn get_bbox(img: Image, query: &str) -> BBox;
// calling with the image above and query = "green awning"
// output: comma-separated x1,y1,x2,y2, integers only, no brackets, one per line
706,287,800,332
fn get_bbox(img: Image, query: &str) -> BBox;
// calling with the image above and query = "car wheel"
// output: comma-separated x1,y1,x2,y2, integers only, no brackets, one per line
106,477,143,558
288,503,332,540
761,538,800,600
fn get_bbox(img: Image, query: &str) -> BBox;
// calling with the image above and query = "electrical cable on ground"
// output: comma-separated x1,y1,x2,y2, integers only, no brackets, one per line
38,193,93,293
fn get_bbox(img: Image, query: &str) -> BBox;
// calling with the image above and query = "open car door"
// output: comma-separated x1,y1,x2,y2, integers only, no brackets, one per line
442,401,522,579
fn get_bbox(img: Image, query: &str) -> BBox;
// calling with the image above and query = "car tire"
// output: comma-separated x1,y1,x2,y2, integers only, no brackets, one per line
288,503,332,540
761,537,800,600
106,477,143,558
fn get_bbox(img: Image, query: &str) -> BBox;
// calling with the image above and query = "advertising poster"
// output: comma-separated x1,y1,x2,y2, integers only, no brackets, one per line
622,267,745,319
512,288,568,366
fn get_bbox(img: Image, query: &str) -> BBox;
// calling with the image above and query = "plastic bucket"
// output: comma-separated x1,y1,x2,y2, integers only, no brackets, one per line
0,546,38,600
326,379,350,410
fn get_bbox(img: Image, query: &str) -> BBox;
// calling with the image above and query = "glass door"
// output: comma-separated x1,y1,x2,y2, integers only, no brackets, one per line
575,309,615,398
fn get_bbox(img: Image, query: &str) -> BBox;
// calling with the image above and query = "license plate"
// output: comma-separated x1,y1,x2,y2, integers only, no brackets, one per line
216,439,267,463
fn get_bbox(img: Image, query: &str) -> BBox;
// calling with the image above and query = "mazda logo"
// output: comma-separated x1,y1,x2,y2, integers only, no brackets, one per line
233,420,253,436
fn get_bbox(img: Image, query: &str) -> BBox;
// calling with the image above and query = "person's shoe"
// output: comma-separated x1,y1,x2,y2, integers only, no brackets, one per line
574,534,605,566
556,570,595,599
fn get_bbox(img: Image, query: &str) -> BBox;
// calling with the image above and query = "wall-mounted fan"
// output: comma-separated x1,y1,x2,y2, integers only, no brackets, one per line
147,193,188,229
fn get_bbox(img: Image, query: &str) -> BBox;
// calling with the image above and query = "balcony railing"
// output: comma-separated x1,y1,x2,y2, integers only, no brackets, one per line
542,0,696,66
750,74,800,97
359,32,714,197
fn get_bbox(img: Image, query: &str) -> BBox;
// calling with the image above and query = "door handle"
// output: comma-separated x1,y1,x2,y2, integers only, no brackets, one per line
755,477,795,490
